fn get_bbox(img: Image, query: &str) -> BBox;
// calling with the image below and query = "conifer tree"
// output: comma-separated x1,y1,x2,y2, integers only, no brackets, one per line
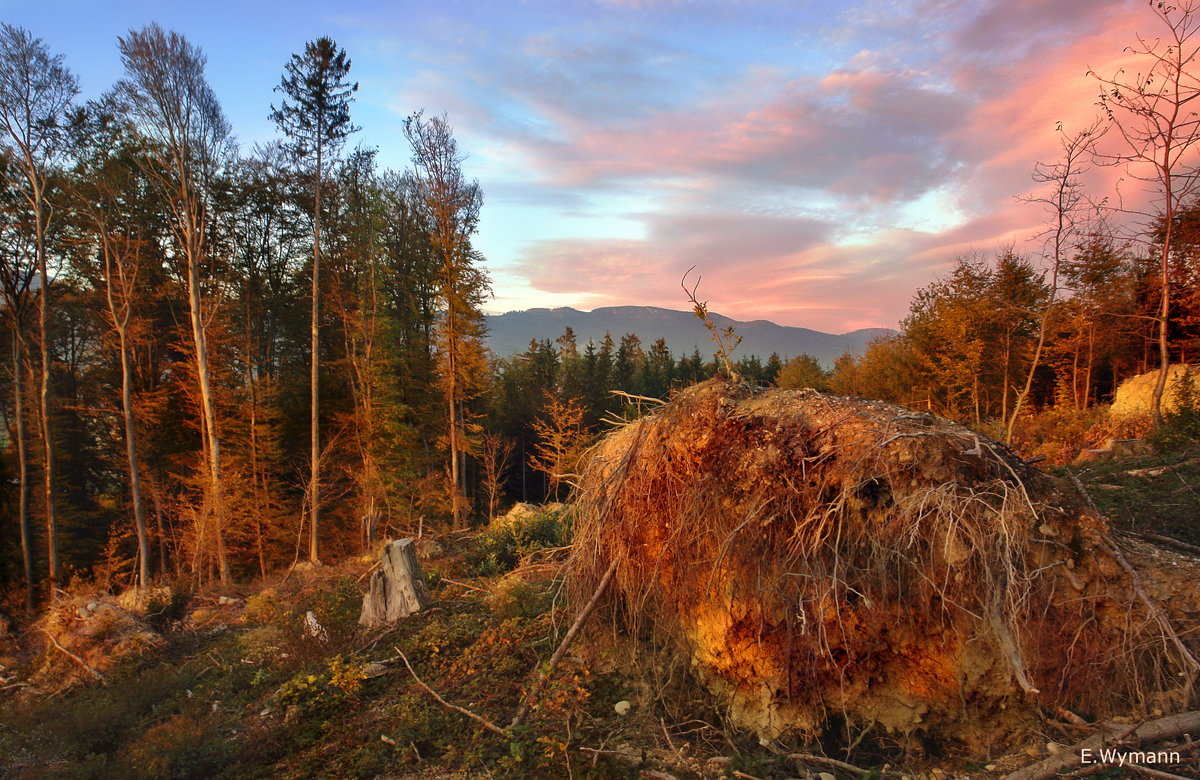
270,37,357,563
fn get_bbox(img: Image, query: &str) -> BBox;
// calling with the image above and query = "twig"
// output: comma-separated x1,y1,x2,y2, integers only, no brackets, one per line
395,647,508,737
788,752,904,778
510,557,619,728
355,561,381,584
41,628,105,684
438,577,488,593
610,390,668,406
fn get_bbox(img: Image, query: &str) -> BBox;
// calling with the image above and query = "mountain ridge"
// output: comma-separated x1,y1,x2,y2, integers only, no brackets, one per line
485,305,895,367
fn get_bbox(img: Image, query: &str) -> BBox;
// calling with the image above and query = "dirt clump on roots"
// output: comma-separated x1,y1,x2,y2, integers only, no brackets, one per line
568,379,1198,753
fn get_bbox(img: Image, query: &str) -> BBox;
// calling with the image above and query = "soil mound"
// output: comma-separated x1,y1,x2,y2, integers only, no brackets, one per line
568,380,1196,751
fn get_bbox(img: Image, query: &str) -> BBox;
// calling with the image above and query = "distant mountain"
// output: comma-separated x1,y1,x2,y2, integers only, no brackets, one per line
485,306,895,367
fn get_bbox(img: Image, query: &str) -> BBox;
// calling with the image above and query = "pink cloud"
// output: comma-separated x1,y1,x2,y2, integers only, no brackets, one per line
477,0,1190,331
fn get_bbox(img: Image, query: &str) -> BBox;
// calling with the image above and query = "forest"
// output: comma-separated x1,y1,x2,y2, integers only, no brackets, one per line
3,4,1200,779
0,9,1199,613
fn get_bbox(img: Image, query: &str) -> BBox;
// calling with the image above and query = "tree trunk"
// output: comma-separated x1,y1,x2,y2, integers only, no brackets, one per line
34,199,58,593
105,238,152,589
310,144,322,564
358,538,431,627
12,334,34,611
187,245,230,583
118,326,150,588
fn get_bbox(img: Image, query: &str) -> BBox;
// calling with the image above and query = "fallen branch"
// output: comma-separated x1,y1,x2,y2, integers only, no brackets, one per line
610,390,668,406
395,647,508,737
437,576,488,593
41,628,105,684
1129,531,1200,558
1005,710,1200,780
1127,765,1195,780
1100,538,1200,683
788,752,905,778
510,557,619,729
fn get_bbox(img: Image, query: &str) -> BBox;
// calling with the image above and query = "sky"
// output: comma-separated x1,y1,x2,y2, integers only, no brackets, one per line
0,0,1162,332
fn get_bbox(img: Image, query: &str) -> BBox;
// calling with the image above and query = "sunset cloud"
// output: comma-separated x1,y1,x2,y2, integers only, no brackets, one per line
12,0,1171,334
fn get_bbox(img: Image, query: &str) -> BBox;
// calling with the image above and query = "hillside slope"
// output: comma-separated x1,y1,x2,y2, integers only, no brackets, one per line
486,305,894,366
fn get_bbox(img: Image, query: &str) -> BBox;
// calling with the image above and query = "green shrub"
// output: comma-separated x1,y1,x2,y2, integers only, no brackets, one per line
126,714,230,780
466,508,571,577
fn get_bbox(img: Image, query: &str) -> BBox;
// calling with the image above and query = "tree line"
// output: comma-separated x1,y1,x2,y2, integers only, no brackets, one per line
0,23,497,609
3,1,1200,610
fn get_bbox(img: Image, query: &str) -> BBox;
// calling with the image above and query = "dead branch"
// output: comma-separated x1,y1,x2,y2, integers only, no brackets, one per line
681,267,741,380
1127,766,1195,780
1005,710,1200,780
395,647,508,737
610,390,668,406
437,576,488,593
510,557,619,729
41,628,105,684
1129,531,1200,557
789,752,906,778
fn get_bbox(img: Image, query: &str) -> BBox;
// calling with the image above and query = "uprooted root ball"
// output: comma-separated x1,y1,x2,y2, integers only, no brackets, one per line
568,379,1196,751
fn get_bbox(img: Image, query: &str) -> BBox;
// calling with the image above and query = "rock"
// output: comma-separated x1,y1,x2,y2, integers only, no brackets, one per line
303,611,328,642
359,538,431,628
1111,364,1198,418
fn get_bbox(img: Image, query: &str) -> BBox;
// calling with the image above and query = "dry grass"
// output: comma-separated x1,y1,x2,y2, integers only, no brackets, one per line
568,379,1195,751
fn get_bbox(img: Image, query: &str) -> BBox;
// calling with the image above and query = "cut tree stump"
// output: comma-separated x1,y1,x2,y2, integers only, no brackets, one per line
359,539,431,627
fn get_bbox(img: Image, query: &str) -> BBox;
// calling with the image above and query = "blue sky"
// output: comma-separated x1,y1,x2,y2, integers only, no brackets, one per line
2,0,1152,331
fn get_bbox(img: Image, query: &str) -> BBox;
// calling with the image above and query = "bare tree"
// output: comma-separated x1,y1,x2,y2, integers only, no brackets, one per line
113,24,234,581
70,118,155,588
479,432,514,519
0,190,37,610
1006,121,1102,443
0,24,79,594
1091,0,1200,422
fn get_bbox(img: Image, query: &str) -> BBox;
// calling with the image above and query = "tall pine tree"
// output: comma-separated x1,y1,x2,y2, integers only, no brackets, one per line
270,37,357,563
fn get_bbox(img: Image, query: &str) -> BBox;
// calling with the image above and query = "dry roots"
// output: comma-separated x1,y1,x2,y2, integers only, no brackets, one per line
567,379,1197,751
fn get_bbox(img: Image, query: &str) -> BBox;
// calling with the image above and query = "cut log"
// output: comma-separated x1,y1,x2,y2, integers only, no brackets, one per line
359,539,431,627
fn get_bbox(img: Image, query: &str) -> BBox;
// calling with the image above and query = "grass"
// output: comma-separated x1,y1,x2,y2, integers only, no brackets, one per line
1067,404,1200,546
0,505,776,779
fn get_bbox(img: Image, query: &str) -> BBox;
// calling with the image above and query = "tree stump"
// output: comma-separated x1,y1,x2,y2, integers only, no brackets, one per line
359,539,431,628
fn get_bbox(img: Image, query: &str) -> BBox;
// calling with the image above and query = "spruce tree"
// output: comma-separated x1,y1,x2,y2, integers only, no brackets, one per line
270,37,357,563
